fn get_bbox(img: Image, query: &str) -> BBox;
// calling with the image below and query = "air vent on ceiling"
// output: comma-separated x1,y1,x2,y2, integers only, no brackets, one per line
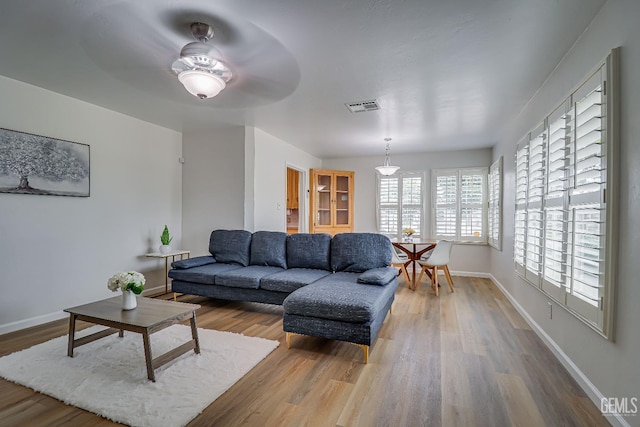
345,99,380,113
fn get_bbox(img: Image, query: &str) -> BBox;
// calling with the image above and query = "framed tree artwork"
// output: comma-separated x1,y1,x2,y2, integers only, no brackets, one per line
0,128,90,197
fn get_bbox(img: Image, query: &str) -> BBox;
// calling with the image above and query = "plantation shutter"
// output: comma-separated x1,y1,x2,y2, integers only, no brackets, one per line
377,176,399,235
541,103,570,300
566,69,607,323
525,125,545,284
377,172,425,239
488,157,502,250
433,171,457,239
513,48,618,337
432,168,488,242
460,169,486,242
402,175,423,239
514,139,528,275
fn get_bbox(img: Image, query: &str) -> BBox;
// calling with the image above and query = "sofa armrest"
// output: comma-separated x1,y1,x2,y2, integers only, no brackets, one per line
171,256,217,269
357,267,397,286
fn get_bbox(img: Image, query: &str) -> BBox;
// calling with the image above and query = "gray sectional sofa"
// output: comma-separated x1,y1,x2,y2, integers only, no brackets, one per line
168,230,398,362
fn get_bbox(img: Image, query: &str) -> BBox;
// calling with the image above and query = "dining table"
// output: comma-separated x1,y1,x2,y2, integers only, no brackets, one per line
392,240,436,290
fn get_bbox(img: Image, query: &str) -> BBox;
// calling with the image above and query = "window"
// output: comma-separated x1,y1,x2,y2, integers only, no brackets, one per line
514,49,619,338
432,168,487,243
488,157,503,250
377,172,424,239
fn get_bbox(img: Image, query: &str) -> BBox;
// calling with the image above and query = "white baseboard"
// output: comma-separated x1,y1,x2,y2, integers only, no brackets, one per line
449,270,492,278
0,311,68,336
0,285,167,337
486,273,629,427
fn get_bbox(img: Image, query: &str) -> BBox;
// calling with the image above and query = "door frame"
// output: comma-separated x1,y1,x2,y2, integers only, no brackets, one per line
285,164,307,233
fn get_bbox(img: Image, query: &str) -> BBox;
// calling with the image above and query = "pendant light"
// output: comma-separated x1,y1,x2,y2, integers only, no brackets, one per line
375,138,400,176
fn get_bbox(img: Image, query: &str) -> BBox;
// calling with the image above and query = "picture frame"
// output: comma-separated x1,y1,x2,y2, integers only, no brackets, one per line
0,127,90,197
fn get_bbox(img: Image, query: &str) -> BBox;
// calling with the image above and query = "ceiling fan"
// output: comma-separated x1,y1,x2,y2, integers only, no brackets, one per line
171,22,233,99
76,4,301,108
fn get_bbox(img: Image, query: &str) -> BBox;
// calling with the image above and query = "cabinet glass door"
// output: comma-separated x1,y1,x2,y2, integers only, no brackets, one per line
335,175,350,226
316,173,332,226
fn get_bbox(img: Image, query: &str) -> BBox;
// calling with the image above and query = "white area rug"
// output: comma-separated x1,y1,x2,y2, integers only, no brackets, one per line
0,325,278,426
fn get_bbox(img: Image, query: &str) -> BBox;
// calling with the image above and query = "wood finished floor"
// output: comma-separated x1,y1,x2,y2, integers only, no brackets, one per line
0,276,610,427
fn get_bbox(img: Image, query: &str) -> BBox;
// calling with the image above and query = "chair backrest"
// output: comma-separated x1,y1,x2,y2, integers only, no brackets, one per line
424,240,453,266
391,248,406,264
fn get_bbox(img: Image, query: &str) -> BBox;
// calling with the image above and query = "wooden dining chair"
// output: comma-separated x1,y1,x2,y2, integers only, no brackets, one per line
416,240,454,296
391,247,412,288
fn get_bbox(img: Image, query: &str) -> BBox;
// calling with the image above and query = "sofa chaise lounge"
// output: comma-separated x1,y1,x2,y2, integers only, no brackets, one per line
168,230,398,362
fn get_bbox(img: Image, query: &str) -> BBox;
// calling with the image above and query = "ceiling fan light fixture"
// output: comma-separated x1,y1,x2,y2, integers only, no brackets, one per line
177,70,226,99
172,22,232,100
375,139,400,176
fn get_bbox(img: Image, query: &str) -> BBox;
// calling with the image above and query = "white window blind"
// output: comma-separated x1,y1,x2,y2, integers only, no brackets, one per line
377,172,424,239
432,168,487,243
513,49,619,338
488,157,502,250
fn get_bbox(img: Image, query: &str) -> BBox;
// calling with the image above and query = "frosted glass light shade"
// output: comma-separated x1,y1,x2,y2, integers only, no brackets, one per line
178,70,226,99
375,165,400,175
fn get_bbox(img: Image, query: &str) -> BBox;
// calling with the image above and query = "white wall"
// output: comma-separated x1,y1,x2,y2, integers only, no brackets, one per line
182,127,246,256
250,127,321,231
0,76,182,333
490,0,640,423
323,148,493,274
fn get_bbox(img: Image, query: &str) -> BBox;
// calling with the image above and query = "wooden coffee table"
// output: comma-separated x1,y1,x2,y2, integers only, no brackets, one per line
64,296,201,382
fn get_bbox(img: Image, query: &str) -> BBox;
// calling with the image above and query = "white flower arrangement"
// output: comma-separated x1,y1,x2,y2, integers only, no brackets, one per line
107,271,146,295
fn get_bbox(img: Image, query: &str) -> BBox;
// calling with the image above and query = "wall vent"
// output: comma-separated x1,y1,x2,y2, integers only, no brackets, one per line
345,99,380,113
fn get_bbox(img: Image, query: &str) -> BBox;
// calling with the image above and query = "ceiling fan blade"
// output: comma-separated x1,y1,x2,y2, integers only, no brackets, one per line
77,4,300,108
78,3,185,94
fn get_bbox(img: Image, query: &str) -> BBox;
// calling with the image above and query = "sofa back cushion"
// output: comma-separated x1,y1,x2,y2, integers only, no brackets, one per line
209,230,252,266
331,233,392,273
250,231,288,268
286,233,332,270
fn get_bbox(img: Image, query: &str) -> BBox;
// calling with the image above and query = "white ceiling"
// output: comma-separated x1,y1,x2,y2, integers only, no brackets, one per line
0,0,605,158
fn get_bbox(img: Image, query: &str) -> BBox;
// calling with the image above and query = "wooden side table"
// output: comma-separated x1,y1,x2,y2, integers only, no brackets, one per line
145,250,190,293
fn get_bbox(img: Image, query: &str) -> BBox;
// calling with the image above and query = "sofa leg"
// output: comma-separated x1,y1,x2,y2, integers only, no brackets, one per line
285,332,292,349
354,344,369,364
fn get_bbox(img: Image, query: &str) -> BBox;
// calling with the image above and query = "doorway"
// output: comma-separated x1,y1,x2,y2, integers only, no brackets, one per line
286,166,303,234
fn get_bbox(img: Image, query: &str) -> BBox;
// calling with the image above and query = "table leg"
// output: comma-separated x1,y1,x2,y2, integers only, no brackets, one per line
142,331,156,382
190,313,201,355
164,257,169,293
67,314,77,357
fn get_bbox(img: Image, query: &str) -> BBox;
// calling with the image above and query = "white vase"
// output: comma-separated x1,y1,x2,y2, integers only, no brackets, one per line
122,290,137,310
159,244,172,254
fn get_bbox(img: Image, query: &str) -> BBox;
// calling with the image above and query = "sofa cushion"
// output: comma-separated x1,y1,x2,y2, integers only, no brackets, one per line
168,263,242,285
357,267,397,286
250,231,288,268
286,233,332,270
215,265,285,289
331,233,393,273
260,268,331,293
209,230,252,266
283,272,398,323
171,256,216,269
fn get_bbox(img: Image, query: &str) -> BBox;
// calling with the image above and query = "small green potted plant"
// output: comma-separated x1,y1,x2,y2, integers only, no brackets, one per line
159,225,173,254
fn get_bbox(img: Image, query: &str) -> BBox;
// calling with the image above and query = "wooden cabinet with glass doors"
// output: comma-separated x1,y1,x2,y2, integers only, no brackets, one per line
309,169,354,235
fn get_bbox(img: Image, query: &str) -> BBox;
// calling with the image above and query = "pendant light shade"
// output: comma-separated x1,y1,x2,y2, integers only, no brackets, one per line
375,139,400,176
